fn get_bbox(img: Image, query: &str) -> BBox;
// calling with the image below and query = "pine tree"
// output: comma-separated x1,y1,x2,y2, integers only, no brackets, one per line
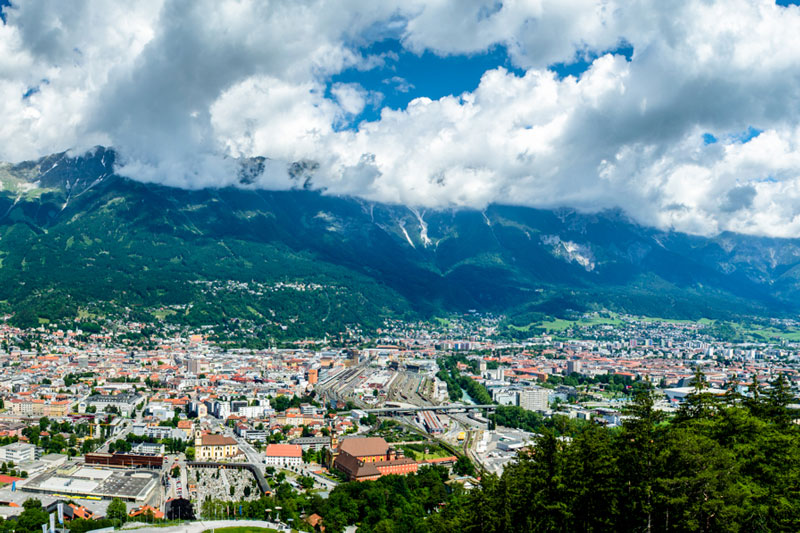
618,383,664,531
565,423,618,532
744,374,765,417
677,366,719,421
765,374,793,427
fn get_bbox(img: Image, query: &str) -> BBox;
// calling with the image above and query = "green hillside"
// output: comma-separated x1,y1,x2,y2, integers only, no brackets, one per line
2,148,800,337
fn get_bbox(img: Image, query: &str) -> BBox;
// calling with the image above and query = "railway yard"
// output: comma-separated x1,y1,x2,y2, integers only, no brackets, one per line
315,361,522,474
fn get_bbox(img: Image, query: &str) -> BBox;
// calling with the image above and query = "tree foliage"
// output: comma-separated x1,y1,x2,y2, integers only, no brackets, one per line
106,498,128,524
431,376,800,533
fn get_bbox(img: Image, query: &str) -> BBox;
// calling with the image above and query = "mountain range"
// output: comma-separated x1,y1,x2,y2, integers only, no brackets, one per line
1,147,799,335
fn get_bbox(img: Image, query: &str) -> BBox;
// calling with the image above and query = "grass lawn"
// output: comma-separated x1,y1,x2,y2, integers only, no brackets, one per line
400,446,452,461
433,316,452,327
512,313,625,333
636,316,713,325
539,318,575,331
732,323,800,342
152,308,177,319
201,527,279,533
410,451,452,461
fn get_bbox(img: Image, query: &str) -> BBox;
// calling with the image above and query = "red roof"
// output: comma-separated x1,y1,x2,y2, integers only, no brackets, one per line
338,437,388,458
200,434,238,446
265,443,302,458
129,505,164,519
69,504,93,520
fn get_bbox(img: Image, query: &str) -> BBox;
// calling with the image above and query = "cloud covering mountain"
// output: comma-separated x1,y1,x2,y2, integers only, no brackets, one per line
2,0,800,237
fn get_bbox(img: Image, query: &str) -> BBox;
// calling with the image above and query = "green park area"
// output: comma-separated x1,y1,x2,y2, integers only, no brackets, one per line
507,311,800,343
201,527,279,533
507,312,624,333
399,443,453,461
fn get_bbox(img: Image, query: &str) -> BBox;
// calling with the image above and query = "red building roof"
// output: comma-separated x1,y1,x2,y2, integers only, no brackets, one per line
265,443,302,458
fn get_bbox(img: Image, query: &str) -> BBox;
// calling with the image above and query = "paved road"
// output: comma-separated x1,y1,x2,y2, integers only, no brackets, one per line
206,418,264,470
121,519,291,532
164,458,188,500
180,460,188,499
297,462,337,490
237,438,265,468
97,419,132,453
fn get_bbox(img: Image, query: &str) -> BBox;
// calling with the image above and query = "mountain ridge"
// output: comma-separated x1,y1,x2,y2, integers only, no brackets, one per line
1,147,799,333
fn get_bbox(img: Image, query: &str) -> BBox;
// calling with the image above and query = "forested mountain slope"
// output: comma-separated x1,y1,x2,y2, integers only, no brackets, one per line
3,148,800,334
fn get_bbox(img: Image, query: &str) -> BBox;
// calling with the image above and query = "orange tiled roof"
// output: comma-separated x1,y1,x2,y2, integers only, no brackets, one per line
129,505,164,520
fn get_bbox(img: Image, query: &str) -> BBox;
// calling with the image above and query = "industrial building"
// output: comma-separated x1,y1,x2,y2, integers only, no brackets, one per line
418,410,445,434
290,436,331,451
22,465,159,502
85,452,164,469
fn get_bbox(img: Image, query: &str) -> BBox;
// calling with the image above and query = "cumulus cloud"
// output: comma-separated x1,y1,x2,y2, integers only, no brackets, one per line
2,0,800,237
384,76,414,93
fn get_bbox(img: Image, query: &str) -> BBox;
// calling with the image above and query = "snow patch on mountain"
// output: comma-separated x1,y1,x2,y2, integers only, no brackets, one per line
399,222,415,248
409,207,432,247
542,234,596,271
314,211,343,233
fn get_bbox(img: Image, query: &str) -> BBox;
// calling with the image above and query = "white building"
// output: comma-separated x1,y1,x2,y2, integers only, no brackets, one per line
85,393,141,417
237,405,269,419
132,422,180,440
664,386,726,403
493,390,518,406
133,442,166,455
238,428,267,442
519,388,550,412
0,442,35,463
146,402,176,421
264,444,302,467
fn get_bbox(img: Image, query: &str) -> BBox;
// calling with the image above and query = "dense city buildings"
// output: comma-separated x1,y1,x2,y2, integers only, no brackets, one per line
0,311,796,523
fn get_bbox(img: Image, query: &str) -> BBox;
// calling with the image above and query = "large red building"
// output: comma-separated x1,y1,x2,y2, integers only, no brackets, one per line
85,452,164,469
333,437,418,481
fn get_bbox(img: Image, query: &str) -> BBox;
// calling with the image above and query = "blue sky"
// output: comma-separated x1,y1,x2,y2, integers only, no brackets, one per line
327,39,634,127
548,42,634,80
328,40,524,124
703,127,763,145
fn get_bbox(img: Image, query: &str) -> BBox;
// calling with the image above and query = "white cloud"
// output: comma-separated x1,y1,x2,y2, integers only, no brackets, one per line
384,76,414,93
331,82,368,116
2,0,800,237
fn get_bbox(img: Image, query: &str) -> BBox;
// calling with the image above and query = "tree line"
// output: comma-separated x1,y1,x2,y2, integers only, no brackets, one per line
430,374,800,532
